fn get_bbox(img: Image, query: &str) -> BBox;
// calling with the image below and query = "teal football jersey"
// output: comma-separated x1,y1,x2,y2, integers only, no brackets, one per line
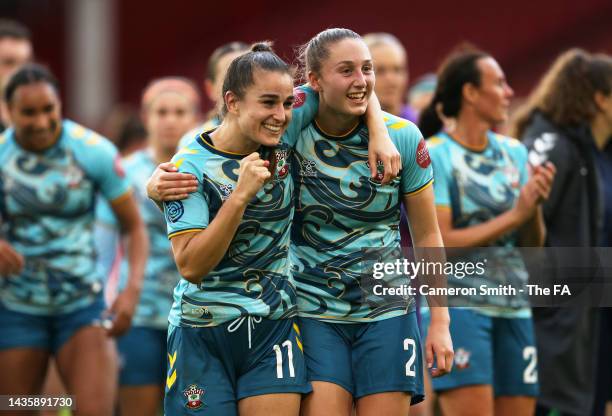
291,114,433,322
427,131,531,317
0,120,130,315
164,86,318,327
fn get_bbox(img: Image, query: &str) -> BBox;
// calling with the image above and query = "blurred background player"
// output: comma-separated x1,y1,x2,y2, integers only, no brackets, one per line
420,49,555,416
408,73,437,120
178,41,248,148
0,18,33,132
294,28,452,416
96,77,200,416
512,49,612,416
0,64,147,416
363,32,417,123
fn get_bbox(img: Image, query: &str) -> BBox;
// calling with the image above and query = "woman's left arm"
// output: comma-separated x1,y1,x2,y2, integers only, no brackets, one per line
404,186,454,377
107,194,149,336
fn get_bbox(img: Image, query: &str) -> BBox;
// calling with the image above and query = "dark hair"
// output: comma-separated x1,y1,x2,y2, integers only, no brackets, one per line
0,19,31,40
418,48,489,137
4,63,60,104
207,41,249,82
220,41,291,115
298,28,362,79
511,49,612,137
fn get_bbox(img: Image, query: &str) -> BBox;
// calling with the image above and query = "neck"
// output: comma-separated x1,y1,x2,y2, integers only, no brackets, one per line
451,110,490,151
150,139,176,164
383,101,402,118
211,118,260,155
315,103,360,136
590,115,612,151
15,131,61,153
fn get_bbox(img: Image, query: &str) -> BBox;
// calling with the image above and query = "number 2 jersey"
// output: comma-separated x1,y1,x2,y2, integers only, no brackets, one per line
291,114,433,323
0,120,130,315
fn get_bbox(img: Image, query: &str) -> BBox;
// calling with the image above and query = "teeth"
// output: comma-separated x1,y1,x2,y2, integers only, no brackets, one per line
347,92,366,100
263,123,281,133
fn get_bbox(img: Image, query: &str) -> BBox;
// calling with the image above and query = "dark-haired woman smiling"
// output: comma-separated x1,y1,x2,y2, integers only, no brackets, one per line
0,64,147,416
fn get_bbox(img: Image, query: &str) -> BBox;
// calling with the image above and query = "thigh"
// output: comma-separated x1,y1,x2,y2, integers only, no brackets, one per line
353,312,423,404
164,324,237,416
298,317,354,394
423,308,493,391
438,385,494,416
238,392,301,416
237,318,310,401
492,317,539,397
119,385,164,416
117,326,166,387
0,348,49,395
495,396,536,416
301,381,353,416
55,325,117,416
356,392,411,416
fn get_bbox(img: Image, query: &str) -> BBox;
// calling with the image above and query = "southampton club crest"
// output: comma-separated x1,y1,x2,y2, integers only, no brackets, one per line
454,348,471,370
275,149,289,179
183,384,205,410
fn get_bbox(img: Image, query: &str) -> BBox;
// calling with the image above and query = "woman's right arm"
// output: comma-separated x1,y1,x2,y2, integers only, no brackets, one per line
170,153,271,284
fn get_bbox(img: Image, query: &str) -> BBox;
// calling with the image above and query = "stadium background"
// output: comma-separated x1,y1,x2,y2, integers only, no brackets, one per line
1,0,612,128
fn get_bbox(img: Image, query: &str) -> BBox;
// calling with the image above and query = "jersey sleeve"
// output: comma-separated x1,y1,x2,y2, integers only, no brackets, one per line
393,121,434,195
164,155,210,238
427,137,451,208
282,84,319,148
74,130,131,202
95,195,118,227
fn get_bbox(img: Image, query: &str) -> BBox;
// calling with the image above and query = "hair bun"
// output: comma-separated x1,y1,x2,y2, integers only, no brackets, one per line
251,41,274,53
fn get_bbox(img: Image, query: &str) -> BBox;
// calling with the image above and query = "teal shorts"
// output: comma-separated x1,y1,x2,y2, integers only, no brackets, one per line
422,308,539,396
299,312,424,403
164,316,310,415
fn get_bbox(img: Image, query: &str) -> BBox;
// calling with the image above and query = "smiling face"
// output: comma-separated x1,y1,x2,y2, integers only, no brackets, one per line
8,81,62,152
227,68,295,148
309,37,375,118
470,57,514,125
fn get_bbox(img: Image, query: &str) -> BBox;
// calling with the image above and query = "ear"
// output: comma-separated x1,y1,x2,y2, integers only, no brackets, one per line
224,90,240,115
594,91,608,112
462,82,479,105
0,101,10,125
204,79,216,102
308,71,322,92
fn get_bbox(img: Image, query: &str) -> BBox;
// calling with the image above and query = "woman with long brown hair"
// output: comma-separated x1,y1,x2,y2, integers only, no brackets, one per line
512,49,612,416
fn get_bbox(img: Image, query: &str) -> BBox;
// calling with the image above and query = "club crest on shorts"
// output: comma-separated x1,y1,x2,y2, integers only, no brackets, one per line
183,384,205,410
454,347,471,370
